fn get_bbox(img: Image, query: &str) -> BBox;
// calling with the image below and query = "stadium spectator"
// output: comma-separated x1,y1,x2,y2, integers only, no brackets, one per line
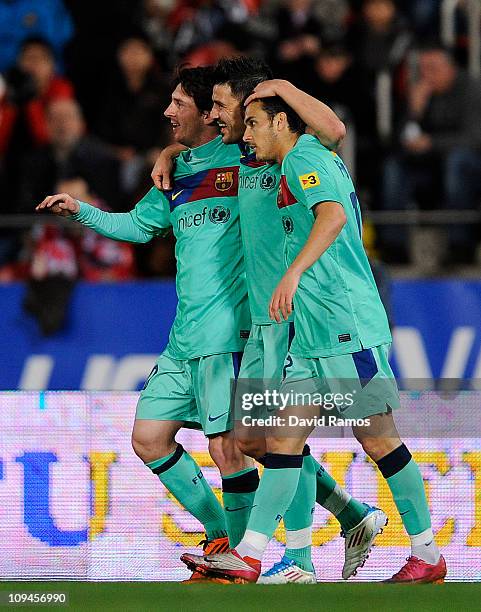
169,0,249,59
271,0,322,89
307,45,357,123
381,46,481,263
0,0,74,72
18,98,120,212
401,0,441,39
347,0,411,205
94,34,170,198
138,0,175,65
0,73,20,268
56,176,136,282
22,220,77,335
349,0,411,76
0,38,75,210
14,37,74,146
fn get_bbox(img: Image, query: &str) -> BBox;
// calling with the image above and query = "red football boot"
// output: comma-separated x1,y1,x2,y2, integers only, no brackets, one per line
181,549,261,584
384,555,447,584
182,536,231,584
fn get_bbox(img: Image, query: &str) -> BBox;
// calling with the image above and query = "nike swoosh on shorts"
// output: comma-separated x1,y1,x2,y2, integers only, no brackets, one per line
208,412,228,422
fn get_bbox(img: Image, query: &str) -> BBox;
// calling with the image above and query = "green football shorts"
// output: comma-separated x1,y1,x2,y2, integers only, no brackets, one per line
136,346,243,436
239,321,295,380
279,344,400,419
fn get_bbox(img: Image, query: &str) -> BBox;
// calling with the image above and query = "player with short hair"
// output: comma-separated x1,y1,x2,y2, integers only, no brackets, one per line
36,66,259,581
154,57,388,583
181,95,447,584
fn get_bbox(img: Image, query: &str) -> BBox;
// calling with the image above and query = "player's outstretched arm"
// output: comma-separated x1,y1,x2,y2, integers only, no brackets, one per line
151,142,187,190
269,201,346,322
36,193,155,244
245,80,346,150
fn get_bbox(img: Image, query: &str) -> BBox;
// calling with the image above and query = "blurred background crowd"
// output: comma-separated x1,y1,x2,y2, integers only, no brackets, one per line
0,0,480,290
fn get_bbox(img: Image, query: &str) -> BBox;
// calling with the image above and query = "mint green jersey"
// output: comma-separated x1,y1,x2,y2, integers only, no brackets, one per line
238,145,286,324
74,136,250,359
278,134,391,358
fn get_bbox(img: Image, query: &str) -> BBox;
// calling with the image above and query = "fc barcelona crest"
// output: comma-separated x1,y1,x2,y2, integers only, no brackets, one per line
215,171,234,191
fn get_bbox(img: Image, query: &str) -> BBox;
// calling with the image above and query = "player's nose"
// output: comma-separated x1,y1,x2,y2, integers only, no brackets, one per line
164,103,175,118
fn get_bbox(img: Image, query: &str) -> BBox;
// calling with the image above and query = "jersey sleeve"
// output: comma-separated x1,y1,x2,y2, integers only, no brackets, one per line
284,150,343,211
73,187,171,243
129,187,172,236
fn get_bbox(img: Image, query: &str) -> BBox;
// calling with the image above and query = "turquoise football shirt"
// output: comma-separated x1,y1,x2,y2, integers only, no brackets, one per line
74,136,251,359
278,134,391,358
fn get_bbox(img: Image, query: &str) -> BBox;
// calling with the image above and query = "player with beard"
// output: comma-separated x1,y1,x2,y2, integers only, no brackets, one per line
181,93,446,586
36,66,256,582
153,58,387,584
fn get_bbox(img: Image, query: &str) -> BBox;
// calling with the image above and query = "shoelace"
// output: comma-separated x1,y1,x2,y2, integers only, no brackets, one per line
198,538,209,551
263,558,295,577
391,556,417,580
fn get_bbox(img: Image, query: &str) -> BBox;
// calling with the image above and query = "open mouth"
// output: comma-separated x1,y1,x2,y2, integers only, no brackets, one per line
170,122,180,129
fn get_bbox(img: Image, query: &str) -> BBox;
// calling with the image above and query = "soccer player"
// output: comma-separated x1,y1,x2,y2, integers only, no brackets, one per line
35,66,259,581
154,57,387,583
181,96,447,584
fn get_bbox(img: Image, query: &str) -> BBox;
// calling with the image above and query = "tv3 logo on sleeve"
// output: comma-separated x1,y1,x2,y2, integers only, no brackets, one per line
299,172,320,190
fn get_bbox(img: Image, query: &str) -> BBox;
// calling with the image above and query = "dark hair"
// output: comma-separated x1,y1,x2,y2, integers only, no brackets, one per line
416,42,453,59
213,56,273,104
171,65,216,114
259,96,306,136
19,36,54,57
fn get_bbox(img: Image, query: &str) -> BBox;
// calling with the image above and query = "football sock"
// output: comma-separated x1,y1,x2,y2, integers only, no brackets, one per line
236,453,303,561
376,443,440,564
222,467,259,548
307,445,368,532
283,448,316,572
146,444,227,541
409,528,440,565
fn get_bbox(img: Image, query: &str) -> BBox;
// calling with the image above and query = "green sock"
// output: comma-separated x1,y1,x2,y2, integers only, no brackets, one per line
236,454,303,561
283,454,316,572
384,458,431,535
310,454,368,532
222,467,259,548
146,444,227,541
378,445,439,565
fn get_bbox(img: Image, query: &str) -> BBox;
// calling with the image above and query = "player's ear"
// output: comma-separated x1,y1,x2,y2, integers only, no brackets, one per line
202,110,213,125
276,112,287,133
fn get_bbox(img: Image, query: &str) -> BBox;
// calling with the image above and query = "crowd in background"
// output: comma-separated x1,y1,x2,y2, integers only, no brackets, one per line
0,0,480,287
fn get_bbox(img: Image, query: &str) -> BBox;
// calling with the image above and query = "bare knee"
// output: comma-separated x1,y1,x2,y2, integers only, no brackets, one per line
235,436,266,460
354,434,402,463
265,435,306,455
353,413,402,462
131,420,179,464
209,432,253,476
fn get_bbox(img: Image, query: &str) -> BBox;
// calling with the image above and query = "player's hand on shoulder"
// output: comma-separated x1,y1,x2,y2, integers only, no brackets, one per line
151,143,186,191
244,79,288,106
36,193,80,217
